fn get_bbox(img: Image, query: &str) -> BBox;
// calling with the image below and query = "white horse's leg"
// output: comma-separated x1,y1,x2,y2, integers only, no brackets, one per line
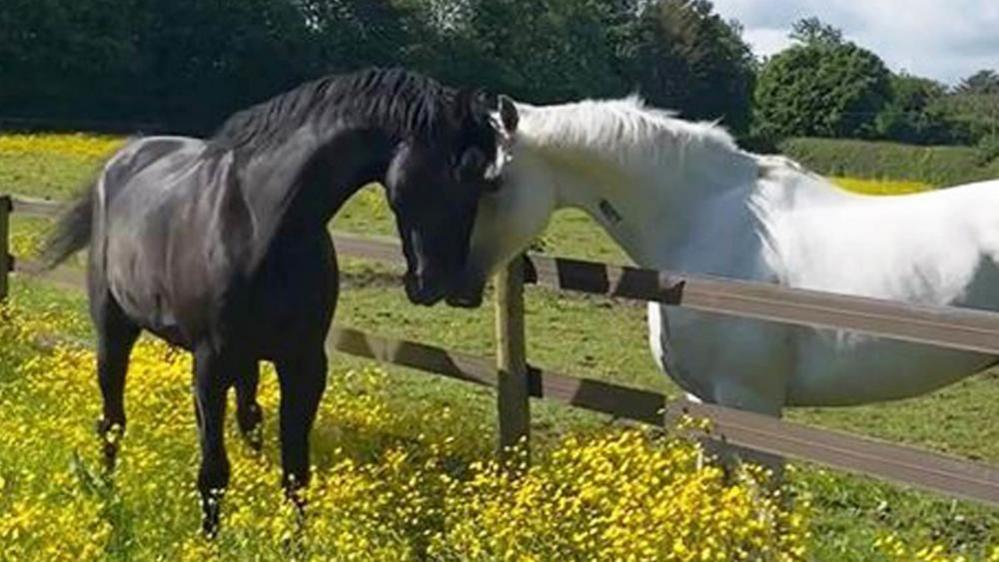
707,380,786,481
649,304,790,478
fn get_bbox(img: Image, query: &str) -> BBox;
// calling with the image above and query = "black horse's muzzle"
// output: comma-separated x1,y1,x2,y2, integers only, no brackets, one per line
445,269,487,308
403,270,451,306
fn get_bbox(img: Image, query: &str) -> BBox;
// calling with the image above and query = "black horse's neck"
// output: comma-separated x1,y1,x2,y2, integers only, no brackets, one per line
229,122,397,268
288,126,396,226
203,68,477,269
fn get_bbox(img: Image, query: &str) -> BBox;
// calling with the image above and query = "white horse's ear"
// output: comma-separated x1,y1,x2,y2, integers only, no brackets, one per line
498,95,519,134
483,94,517,181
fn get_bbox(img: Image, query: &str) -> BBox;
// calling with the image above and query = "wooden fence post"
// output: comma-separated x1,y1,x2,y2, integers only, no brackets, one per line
495,254,530,466
0,195,10,302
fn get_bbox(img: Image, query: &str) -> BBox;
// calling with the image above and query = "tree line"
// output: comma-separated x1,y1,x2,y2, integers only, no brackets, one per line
0,0,996,151
754,17,999,154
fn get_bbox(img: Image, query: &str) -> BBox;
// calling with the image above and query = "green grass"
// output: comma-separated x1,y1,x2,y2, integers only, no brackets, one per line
0,152,102,201
4,143,999,558
780,137,999,187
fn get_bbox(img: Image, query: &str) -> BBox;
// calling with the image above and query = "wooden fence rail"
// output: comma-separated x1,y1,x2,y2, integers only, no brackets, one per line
6,194,999,508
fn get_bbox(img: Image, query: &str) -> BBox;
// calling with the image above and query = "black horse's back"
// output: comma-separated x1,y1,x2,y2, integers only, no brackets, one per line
34,67,517,536
40,136,203,272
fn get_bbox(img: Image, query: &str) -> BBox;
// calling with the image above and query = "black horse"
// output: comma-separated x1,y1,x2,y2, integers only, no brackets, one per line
40,67,518,535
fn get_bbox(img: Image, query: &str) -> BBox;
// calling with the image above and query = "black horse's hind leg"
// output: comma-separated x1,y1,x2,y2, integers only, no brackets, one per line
93,292,140,472
192,346,234,538
276,348,327,508
234,360,264,451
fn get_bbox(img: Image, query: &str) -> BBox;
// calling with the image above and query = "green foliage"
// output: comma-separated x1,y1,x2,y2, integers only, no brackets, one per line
978,134,999,165
618,0,755,133
0,0,320,133
754,20,892,141
411,0,629,102
875,74,958,145
939,92,999,145
0,0,756,136
873,69,999,147
789,16,844,46
957,70,999,95
779,137,996,186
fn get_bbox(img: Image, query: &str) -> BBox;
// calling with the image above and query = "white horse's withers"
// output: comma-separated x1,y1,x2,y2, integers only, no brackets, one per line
453,96,999,417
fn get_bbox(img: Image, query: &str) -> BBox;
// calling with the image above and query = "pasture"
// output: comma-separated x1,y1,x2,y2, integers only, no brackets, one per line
3,133,999,560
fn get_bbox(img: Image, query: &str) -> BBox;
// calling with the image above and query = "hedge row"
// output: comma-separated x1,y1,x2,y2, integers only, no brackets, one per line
778,137,999,187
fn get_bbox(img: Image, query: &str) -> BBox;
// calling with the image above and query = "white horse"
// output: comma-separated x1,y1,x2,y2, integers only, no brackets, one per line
450,96,999,419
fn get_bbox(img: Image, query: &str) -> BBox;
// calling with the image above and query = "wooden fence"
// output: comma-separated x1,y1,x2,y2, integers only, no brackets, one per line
5,193,999,508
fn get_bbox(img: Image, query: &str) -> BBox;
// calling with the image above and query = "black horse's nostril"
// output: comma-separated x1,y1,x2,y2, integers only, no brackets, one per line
446,293,483,308
404,272,449,306
446,271,486,308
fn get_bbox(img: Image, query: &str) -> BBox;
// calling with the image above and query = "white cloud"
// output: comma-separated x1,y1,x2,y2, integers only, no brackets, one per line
711,0,999,85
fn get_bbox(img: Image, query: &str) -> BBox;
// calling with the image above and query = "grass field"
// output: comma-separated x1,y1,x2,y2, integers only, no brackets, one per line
2,134,999,560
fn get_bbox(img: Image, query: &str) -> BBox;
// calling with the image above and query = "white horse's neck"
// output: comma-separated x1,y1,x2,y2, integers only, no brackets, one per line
515,100,762,270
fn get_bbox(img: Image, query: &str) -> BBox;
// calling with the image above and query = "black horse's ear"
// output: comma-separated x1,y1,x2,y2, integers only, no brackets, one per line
453,88,487,120
498,95,519,134
478,90,499,111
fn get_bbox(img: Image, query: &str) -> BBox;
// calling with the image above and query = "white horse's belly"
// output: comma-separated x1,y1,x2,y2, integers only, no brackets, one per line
786,330,994,406
785,253,999,405
649,305,996,410
648,305,792,413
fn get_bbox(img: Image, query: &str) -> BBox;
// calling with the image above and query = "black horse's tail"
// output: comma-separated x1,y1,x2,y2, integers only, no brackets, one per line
39,184,95,270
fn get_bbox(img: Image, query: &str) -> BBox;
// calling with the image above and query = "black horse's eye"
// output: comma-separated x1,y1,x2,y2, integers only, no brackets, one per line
455,147,488,182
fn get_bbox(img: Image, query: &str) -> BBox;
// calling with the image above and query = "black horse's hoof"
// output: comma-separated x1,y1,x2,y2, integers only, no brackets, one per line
200,490,224,539
283,481,309,520
201,516,220,540
95,419,124,472
237,406,264,451
202,518,219,539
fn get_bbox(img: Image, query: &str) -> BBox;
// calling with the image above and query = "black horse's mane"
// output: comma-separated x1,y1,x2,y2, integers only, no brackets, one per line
207,67,486,155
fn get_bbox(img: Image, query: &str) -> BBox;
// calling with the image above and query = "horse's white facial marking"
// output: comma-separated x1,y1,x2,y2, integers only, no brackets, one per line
485,110,514,180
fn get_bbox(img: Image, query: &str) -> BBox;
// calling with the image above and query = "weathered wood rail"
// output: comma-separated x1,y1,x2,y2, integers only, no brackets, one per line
5,193,999,508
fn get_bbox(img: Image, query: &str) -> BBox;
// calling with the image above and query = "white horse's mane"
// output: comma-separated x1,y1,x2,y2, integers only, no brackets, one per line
515,95,747,174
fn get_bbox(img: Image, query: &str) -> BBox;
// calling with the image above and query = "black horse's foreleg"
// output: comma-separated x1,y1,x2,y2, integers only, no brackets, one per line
193,347,232,538
93,294,140,472
276,349,327,509
234,360,264,451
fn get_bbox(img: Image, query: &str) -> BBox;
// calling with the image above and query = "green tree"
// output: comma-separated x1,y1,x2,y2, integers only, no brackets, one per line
619,0,756,133
754,18,892,140
404,0,631,102
299,0,419,71
789,16,843,46
948,70,999,148
0,0,756,135
0,0,319,132
957,69,999,95
875,73,958,144
131,0,319,132
0,0,140,126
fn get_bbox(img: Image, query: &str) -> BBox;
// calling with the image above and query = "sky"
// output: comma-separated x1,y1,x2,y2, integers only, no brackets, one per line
709,0,999,85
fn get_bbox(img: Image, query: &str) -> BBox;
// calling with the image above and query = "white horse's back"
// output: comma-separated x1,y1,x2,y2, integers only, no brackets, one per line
759,173,999,305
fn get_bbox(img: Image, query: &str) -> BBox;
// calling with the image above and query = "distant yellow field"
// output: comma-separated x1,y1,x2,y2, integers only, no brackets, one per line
0,133,124,160
831,176,931,195
0,132,937,197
